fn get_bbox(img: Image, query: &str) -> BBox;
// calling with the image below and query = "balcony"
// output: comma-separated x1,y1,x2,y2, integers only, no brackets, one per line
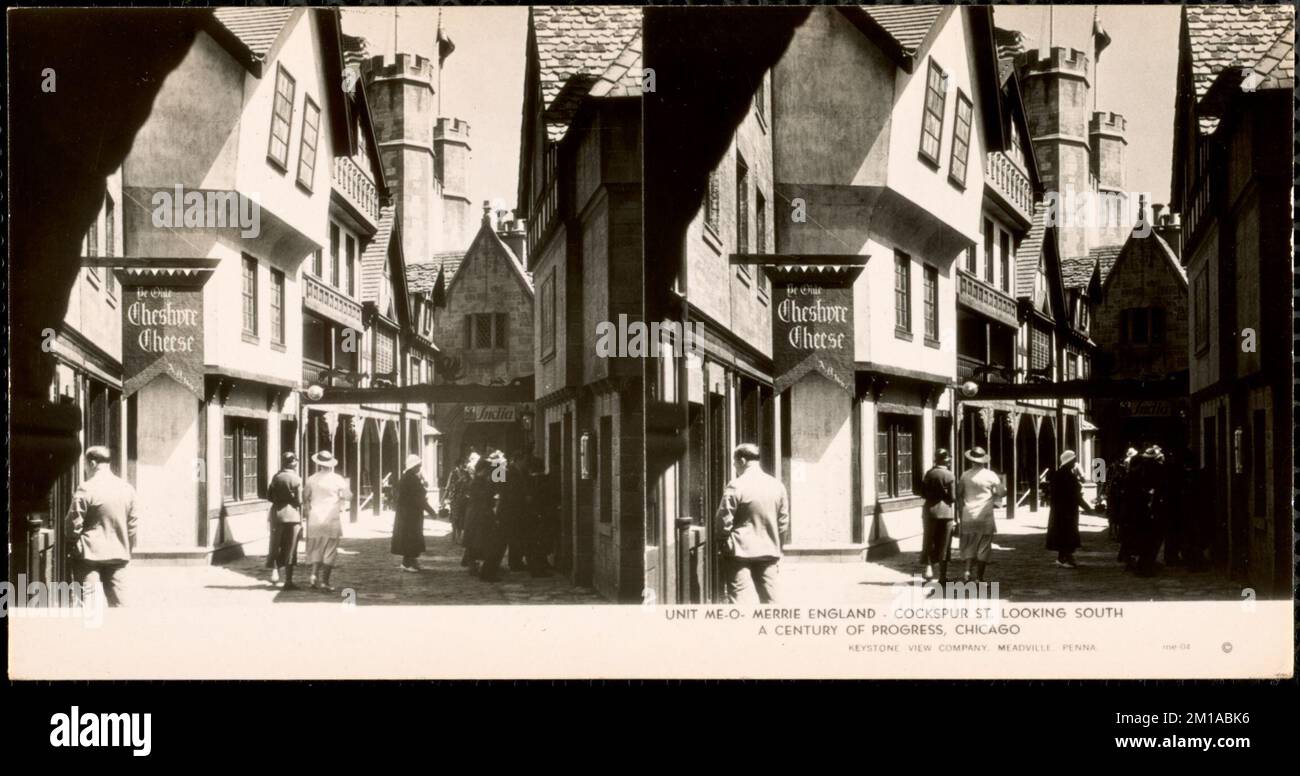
331,156,380,225
957,269,1019,329
984,151,1033,224
303,273,364,332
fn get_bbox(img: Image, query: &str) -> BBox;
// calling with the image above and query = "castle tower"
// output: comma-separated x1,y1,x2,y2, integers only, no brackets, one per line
435,117,473,251
361,53,440,263
1016,47,1092,259
1090,110,1130,247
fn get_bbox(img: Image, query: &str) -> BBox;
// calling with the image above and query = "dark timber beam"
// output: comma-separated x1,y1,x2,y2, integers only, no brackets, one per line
969,377,1189,401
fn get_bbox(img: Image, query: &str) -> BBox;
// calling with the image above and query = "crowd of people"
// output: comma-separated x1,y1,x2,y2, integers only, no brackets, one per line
919,440,1204,586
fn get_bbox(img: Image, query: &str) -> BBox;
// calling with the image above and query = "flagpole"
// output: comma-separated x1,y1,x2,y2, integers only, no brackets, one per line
1093,7,1099,116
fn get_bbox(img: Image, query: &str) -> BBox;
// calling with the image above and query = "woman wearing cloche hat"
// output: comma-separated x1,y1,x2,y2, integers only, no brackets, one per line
1047,450,1093,569
392,454,438,572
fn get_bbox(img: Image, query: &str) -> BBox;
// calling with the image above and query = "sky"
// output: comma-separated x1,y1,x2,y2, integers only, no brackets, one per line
994,4,1182,203
341,6,528,213
339,5,1181,211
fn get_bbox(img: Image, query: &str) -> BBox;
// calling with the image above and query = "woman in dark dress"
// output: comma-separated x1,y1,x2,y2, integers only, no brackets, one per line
461,457,497,575
392,455,437,572
1046,450,1091,568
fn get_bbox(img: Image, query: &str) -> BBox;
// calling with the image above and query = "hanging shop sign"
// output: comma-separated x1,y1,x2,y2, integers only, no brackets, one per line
122,284,205,398
771,278,856,394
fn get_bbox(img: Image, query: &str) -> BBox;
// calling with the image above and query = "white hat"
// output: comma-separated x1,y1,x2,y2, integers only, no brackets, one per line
1059,450,1077,467
404,454,422,472
312,450,338,467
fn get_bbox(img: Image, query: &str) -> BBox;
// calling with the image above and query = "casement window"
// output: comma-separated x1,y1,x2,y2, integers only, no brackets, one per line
1001,234,1013,293
736,154,750,270
920,59,947,165
270,269,285,346
312,248,323,278
894,251,912,334
105,193,117,296
85,209,100,283
223,418,265,502
1121,307,1165,345
966,234,977,274
1193,268,1209,352
345,233,357,296
923,264,939,342
997,230,1010,289
876,415,918,498
983,219,995,284
754,72,767,123
241,254,258,337
329,223,340,288
268,64,296,170
756,189,769,296
949,90,972,187
703,170,721,236
374,328,396,377
540,272,556,358
1030,326,1051,372
297,97,320,190
464,313,508,352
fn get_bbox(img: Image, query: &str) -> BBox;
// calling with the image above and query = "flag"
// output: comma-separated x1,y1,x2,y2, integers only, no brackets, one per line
1093,9,1112,63
436,9,456,64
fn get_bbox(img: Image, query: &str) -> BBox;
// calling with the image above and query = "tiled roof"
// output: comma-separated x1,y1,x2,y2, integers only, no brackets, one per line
359,204,395,304
1252,19,1294,89
861,5,945,56
587,32,643,99
1185,4,1294,133
1060,255,1098,290
1087,244,1123,287
213,7,296,61
1014,204,1047,298
406,261,440,295
533,6,642,142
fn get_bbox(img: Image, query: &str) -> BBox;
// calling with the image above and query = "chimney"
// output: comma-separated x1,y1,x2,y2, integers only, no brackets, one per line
499,216,528,266
1155,208,1183,261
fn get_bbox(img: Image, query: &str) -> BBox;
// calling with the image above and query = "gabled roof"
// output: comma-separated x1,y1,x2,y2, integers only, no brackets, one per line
861,5,946,57
405,262,440,295
1060,254,1100,291
1184,4,1294,133
1086,244,1123,286
359,205,395,305
532,6,643,142
213,7,296,64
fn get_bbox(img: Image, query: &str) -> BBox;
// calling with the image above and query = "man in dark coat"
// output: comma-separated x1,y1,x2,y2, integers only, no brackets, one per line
918,449,955,583
1046,450,1091,568
266,451,303,588
392,455,437,572
502,452,533,572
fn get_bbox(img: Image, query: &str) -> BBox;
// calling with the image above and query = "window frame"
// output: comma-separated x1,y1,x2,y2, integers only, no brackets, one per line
270,268,286,347
267,63,296,172
919,58,947,166
894,250,912,338
540,271,556,360
241,254,259,339
948,89,973,187
876,415,918,499
922,264,939,345
104,193,117,297
736,154,750,278
296,95,321,191
223,417,265,503
1193,267,1209,353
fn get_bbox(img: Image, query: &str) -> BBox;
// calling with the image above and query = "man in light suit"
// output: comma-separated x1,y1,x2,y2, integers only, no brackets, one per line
715,443,789,604
64,446,137,607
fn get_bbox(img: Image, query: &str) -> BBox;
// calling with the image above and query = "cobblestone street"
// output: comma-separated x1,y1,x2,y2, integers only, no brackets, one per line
782,506,1248,605
127,512,605,608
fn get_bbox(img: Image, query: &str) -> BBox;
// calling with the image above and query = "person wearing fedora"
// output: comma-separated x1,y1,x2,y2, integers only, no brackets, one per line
956,446,1004,583
393,454,437,572
919,449,956,583
1047,450,1092,568
302,450,352,592
266,451,303,589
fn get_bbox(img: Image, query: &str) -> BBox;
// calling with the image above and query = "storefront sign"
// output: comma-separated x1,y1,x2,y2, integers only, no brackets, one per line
122,285,204,398
463,405,517,423
1117,400,1173,417
772,281,855,394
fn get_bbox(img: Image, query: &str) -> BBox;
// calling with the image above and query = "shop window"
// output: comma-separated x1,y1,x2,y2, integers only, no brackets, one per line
267,64,295,170
223,418,265,502
877,414,917,498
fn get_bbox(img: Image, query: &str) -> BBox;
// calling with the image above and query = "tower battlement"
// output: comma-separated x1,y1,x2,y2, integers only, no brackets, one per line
434,117,471,143
361,53,436,87
1016,46,1090,81
1090,111,1127,136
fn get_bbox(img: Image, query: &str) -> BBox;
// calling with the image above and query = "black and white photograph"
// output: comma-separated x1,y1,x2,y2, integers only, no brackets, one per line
5,3,1294,686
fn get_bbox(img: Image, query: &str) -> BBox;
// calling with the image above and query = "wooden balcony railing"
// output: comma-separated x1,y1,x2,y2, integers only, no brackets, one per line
527,177,558,260
303,273,364,330
332,156,380,223
957,269,1019,329
985,151,1033,222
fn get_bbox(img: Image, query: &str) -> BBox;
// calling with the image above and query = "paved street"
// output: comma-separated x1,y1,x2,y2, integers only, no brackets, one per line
783,506,1247,604
127,512,605,608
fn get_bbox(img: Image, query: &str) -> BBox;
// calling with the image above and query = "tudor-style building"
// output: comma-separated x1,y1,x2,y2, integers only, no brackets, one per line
1171,4,1293,595
520,6,644,600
